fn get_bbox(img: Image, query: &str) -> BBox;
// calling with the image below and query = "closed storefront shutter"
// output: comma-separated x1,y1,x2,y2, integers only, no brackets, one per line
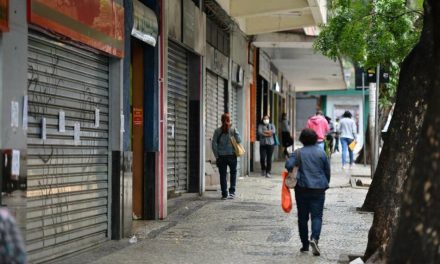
206,71,218,152
167,41,189,193
230,85,241,177
27,32,110,262
231,85,238,130
217,77,225,120
205,71,226,162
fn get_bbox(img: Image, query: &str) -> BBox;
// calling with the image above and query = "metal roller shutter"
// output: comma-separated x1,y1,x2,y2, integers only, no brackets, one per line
167,42,189,193
217,77,226,121
231,85,238,130
205,71,226,162
27,32,110,263
206,71,218,160
230,85,241,177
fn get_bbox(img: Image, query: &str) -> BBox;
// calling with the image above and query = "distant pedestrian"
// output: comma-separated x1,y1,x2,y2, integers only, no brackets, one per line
281,113,293,158
0,208,27,264
285,128,330,256
339,111,357,169
212,113,242,200
258,115,276,178
306,111,329,150
333,117,340,153
324,116,334,158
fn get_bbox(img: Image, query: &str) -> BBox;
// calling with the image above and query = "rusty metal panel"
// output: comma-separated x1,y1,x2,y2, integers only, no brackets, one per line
26,31,110,263
28,0,124,57
0,0,9,32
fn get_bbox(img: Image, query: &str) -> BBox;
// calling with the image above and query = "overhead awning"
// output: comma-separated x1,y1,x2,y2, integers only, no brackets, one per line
131,0,158,47
213,0,345,93
227,0,327,35
254,32,346,92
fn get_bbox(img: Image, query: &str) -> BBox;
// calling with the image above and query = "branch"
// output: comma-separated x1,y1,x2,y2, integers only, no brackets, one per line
383,9,424,20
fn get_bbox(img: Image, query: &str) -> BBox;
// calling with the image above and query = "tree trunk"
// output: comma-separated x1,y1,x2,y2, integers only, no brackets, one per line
362,2,432,259
355,105,391,165
355,121,371,165
388,1,440,262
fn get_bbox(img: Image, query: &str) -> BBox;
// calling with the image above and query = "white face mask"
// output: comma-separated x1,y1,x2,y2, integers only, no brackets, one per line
263,119,269,125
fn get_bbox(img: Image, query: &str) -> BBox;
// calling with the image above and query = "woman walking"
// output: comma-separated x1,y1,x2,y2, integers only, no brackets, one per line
285,128,330,256
212,113,241,200
338,111,357,169
258,115,276,178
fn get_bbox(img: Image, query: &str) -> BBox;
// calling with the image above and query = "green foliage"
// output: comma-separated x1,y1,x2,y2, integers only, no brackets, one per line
314,0,422,106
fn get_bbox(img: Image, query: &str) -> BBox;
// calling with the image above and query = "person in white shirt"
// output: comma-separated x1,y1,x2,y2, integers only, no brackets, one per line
338,111,357,168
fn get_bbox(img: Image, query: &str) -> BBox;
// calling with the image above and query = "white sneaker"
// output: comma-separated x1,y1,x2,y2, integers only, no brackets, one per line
310,239,320,256
342,165,347,169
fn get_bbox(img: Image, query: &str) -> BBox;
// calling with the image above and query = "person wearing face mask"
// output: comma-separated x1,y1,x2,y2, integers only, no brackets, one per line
258,115,276,178
212,113,242,200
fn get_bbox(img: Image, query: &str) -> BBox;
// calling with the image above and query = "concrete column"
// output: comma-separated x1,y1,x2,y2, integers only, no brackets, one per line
0,0,28,232
0,1,27,150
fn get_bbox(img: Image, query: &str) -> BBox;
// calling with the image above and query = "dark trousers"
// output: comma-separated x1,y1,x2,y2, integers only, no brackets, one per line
295,190,325,247
218,155,237,198
334,135,340,152
260,144,274,173
282,132,293,157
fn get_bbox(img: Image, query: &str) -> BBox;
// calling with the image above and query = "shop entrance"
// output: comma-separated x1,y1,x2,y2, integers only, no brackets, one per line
131,39,145,219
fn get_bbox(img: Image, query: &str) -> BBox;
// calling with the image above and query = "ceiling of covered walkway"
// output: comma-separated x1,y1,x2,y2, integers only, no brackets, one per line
215,0,346,92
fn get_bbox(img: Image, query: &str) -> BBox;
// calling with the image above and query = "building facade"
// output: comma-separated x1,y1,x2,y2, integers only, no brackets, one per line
0,0,333,262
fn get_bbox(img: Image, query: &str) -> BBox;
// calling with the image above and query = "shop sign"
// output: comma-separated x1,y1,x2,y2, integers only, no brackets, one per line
366,68,390,84
28,0,124,58
0,0,8,32
133,108,143,126
132,0,158,47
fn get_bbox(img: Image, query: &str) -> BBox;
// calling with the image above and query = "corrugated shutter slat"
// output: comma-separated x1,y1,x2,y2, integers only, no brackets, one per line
26,32,110,263
167,42,189,193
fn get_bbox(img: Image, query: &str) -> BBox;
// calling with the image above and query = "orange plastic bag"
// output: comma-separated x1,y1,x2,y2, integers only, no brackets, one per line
281,171,293,213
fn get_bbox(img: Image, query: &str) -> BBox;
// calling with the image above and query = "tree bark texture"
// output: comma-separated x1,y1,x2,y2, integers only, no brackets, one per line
388,1,440,262
355,105,391,165
362,3,433,259
355,120,372,165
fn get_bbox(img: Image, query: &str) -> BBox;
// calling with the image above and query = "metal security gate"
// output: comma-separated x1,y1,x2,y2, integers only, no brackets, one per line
230,85,241,177
167,41,189,193
205,71,226,161
27,32,110,263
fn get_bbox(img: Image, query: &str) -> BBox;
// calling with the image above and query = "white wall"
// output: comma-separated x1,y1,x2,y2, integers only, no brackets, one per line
326,95,365,152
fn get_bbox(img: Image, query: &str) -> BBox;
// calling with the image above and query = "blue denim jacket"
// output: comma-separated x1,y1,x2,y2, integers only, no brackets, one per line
212,127,241,158
285,145,330,189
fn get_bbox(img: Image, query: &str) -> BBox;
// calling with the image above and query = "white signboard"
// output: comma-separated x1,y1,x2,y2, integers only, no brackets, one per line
12,150,20,176
42,118,47,140
59,110,66,132
23,96,28,130
74,122,81,145
95,108,100,128
11,101,19,128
